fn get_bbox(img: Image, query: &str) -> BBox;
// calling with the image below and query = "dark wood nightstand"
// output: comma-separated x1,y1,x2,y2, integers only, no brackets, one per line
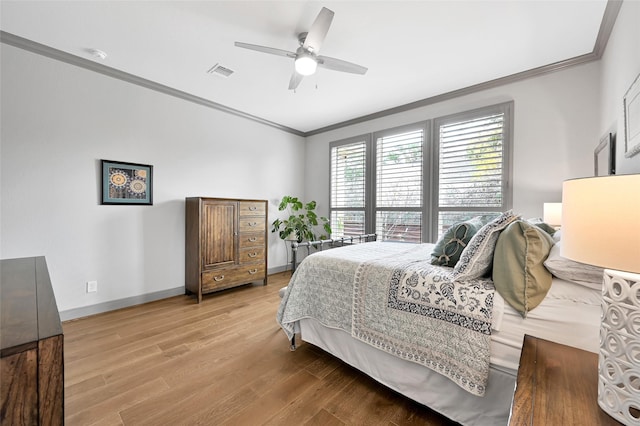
509,335,623,425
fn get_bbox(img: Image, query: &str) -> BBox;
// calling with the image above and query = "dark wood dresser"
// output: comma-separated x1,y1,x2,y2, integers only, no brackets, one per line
185,197,268,303
1,257,64,425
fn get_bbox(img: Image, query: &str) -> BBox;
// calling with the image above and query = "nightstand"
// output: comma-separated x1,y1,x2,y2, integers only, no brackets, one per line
509,335,623,425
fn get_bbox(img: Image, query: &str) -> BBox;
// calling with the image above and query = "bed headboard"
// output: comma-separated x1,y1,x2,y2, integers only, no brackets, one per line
290,234,377,273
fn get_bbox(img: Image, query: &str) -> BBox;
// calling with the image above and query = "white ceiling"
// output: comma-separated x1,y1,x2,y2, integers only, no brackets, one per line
1,1,609,134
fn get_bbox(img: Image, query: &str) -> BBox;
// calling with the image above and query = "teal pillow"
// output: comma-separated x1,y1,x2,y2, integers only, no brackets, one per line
492,220,556,317
431,217,485,267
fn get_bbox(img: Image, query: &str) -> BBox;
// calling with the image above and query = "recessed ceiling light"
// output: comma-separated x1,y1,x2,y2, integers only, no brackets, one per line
86,48,107,60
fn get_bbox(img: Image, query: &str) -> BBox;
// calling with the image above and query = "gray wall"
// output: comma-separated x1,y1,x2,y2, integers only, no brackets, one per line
1,44,305,315
600,0,640,174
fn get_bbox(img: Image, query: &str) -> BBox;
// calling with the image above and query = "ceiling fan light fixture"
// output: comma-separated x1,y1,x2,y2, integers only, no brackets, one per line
295,54,317,76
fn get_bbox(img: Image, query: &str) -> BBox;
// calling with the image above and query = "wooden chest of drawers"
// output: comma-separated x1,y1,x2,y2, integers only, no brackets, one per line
185,197,268,303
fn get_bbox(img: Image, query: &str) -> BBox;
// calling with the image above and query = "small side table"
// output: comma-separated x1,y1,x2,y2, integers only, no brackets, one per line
509,335,623,425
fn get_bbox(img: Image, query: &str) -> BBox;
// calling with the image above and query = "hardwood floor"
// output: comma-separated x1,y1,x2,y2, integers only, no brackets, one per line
63,272,459,425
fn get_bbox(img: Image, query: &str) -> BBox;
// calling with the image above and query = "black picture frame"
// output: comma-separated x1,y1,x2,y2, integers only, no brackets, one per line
101,159,153,205
624,72,640,158
594,132,616,176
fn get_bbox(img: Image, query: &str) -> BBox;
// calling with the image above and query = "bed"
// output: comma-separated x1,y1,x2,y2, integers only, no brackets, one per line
276,212,604,425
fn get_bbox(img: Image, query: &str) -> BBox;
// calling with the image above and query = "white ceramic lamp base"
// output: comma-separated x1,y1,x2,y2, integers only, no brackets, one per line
598,269,640,424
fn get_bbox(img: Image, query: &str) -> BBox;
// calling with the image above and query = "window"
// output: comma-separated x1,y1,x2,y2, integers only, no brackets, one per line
374,125,426,242
432,103,512,239
329,102,513,243
330,136,369,238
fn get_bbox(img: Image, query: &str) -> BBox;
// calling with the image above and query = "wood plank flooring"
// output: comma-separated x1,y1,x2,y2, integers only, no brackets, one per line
63,272,459,425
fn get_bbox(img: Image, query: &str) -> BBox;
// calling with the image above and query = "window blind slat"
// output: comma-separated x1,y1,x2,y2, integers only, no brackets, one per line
330,140,367,238
375,129,423,240
436,110,506,235
331,141,366,210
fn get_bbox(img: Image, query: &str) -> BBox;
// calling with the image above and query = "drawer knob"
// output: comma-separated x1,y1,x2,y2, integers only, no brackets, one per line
247,222,258,227
249,206,257,211
248,237,257,242
213,275,225,282
249,269,258,274
248,252,258,258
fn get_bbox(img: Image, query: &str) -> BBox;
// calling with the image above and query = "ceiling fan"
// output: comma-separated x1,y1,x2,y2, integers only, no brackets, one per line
234,7,368,90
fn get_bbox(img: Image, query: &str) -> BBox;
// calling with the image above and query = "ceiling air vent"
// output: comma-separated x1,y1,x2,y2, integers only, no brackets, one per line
207,63,234,78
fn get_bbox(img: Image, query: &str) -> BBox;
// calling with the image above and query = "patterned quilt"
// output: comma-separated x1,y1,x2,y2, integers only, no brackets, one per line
276,242,495,396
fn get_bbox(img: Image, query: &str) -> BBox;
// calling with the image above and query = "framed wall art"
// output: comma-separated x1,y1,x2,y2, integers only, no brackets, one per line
594,132,616,176
624,72,640,158
101,160,153,205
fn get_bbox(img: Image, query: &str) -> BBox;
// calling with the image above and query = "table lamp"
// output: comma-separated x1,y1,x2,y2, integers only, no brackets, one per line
543,202,563,229
561,174,640,424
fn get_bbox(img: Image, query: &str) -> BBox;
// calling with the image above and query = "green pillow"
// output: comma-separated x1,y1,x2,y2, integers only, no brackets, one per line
526,217,557,237
492,220,555,317
431,217,484,267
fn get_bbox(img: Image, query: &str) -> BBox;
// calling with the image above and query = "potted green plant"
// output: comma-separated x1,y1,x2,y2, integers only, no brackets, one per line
271,196,331,243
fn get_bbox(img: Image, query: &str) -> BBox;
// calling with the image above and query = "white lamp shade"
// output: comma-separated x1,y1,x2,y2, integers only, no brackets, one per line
295,55,317,76
543,202,562,227
561,174,640,274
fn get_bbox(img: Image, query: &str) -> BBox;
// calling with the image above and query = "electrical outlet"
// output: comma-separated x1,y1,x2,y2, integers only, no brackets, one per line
87,281,98,293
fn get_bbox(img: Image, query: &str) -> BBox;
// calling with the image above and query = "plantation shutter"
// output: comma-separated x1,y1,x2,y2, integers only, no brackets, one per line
328,102,512,243
434,105,510,237
330,138,367,237
374,127,424,242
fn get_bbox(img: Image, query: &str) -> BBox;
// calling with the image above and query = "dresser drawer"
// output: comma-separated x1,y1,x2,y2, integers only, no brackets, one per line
201,263,266,292
239,247,265,263
239,232,265,249
239,201,266,217
239,217,265,232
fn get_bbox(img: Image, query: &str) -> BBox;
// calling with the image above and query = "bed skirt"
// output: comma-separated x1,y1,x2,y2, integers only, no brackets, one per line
298,318,517,426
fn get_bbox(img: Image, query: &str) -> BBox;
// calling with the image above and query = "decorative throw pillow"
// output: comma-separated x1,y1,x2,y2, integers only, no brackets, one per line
544,242,605,290
492,220,556,317
431,217,485,267
452,210,520,280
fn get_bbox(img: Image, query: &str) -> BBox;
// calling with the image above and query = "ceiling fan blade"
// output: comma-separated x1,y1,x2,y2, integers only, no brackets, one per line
303,7,334,53
288,70,304,90
317,56,368,75
234,42,296,58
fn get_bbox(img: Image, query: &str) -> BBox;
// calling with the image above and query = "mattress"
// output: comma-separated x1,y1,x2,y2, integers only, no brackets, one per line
490,277,601,371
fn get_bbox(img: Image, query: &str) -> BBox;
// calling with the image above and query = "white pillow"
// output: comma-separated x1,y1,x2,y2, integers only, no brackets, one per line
545,278,602,305
543,243,604,290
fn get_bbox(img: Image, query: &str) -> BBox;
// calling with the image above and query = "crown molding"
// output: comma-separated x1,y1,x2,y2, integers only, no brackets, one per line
593,0,623,57
0,31,305,137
